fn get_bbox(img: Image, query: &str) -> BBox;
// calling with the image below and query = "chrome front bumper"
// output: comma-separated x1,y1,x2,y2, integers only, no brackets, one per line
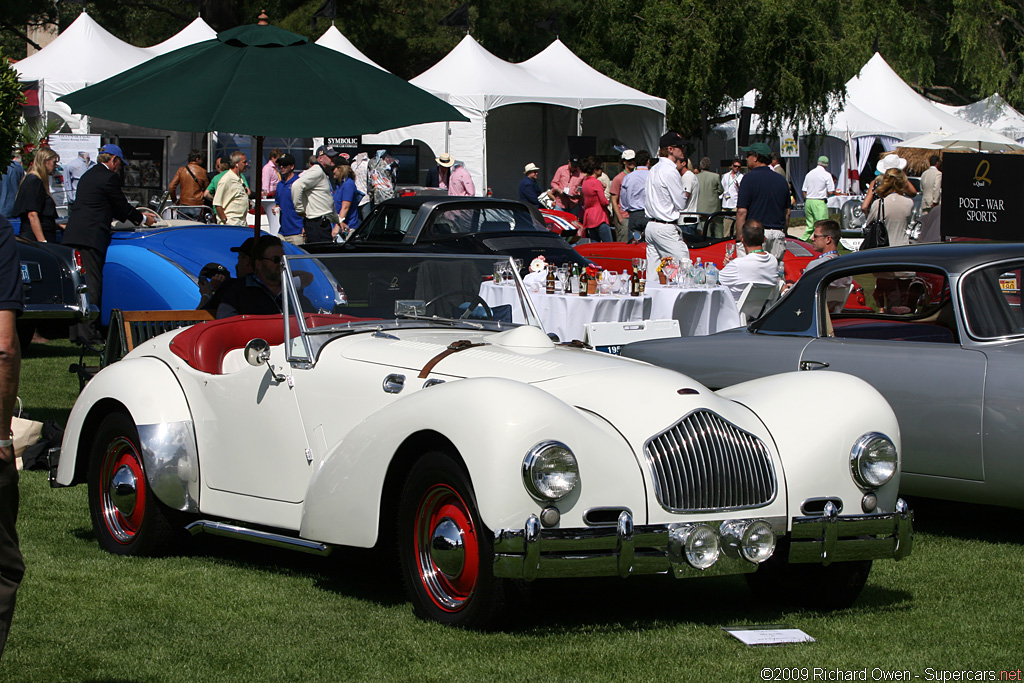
492,499,913,580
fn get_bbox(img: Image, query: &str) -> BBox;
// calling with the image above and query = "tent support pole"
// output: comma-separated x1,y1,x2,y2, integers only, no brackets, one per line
481,110,487,197
254,134,263,239
577,102,582,136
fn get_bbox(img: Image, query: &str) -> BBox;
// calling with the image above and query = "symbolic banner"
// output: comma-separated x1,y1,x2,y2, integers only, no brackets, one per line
941,153,1024,240
779,132,800,158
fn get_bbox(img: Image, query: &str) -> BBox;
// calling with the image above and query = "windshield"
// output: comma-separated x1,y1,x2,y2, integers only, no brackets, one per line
279,253,542,355
422,206,548,239
961,260,1024,339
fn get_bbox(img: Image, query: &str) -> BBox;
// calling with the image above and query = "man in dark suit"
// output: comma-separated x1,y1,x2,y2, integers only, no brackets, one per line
425,153,453,189
63,143,157,341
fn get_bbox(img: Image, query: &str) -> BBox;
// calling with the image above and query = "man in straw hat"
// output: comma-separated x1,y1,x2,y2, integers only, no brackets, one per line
519,163,542,207
426,153,454,189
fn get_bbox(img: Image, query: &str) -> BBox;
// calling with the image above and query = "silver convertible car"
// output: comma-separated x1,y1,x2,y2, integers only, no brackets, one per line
623,242,1024,509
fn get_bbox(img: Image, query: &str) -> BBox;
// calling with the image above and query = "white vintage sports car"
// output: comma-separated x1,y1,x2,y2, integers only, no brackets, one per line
52,253,913,627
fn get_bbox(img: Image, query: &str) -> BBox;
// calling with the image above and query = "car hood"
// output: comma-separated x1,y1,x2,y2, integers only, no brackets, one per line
336,324,764,440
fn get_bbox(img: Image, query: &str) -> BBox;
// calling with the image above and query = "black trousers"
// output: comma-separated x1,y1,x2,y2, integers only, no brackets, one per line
303,216,334,244
73,247,104,343
0,458,23,661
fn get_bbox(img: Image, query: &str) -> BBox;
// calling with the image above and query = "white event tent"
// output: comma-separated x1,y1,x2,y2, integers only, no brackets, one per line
363,35,667,199
146,16,216,56
315,25,388,71
15,12,152,133
935,93,1024,142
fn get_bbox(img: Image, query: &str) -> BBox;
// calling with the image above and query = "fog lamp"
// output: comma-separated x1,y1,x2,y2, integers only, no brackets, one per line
681,524,720,570
740,520,776,563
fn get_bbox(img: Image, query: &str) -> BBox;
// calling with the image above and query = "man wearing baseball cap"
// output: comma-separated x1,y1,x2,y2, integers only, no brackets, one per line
518,163,542,207
291,145,339,243
800,155,836,240
63,143,157,342
643,131,691,267
736,142,790,261
610,150,635,241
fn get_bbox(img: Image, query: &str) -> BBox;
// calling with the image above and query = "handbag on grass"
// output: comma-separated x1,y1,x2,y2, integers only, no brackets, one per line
861,197,889,250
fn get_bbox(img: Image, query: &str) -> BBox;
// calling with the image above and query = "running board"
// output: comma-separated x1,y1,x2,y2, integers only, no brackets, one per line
186,520,332,556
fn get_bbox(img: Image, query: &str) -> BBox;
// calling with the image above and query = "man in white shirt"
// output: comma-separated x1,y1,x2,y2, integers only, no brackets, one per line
644,132,691,271
213,152,250,226
680,158,699,219
719,220,779,302
719,158,743,238
801,155,835,240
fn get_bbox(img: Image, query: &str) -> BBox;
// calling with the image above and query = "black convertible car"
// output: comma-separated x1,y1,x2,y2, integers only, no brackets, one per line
304,196,594,269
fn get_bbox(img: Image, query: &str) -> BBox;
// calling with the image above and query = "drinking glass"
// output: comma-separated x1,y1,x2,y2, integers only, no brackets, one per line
555,266,568,294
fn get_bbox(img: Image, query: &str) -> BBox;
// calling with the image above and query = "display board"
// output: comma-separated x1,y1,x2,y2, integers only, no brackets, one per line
941,153,1024,240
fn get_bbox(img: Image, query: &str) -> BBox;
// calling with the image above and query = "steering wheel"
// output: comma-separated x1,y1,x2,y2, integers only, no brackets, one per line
424,291,494,320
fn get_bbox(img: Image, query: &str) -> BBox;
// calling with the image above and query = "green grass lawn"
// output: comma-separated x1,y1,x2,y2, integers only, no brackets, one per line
3,342,1023,682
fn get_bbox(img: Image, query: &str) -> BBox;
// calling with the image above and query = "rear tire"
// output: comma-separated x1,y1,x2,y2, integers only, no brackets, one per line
398,452,504,628
87,412,179,556
745,539,871,610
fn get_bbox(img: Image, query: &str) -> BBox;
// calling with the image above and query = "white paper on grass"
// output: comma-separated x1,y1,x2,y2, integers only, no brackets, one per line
722,625,815,646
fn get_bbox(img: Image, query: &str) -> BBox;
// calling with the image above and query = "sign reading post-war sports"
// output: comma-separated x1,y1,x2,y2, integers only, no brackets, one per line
941,153,1024,240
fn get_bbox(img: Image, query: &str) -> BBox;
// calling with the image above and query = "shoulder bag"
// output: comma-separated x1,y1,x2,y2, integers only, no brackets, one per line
861,197,889,250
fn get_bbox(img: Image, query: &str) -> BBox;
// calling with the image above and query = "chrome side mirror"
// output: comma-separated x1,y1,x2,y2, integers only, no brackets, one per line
244,338,286,382
244,338,271,367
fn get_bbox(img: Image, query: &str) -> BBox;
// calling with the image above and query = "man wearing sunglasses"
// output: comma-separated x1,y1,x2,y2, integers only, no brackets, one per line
720,158,744,238
215,235,286,318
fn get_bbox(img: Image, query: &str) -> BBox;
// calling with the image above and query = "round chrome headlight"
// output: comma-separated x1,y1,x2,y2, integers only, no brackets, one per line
740,520,776,563
682,524,720,570
850,433,897,489
522,441,579,501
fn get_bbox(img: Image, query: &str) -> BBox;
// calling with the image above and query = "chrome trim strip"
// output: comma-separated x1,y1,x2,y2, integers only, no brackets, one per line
137,422,199,513
788,498,914,565
186,520,332,555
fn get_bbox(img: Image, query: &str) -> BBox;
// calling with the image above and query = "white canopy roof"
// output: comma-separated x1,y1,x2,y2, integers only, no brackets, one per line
844,53,966,138
518,39,666,114
15,12,152,133
315,25,388,72
146,16,216,56
934,93,1024,141
410,35,579,112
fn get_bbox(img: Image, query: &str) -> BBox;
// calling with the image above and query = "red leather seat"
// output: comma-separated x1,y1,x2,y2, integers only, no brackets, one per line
169,313,371,375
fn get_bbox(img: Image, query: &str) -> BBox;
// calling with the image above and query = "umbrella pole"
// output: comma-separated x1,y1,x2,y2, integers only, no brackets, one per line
254,135,264,240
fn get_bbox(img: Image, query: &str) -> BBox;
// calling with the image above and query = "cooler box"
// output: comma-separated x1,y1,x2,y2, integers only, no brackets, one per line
584,319,681,355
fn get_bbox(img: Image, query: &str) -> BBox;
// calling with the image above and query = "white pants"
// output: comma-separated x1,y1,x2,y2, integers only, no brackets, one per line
645,220,690,276
764,228,786,261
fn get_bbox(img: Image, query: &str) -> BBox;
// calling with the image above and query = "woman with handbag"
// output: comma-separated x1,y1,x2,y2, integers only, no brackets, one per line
861,168,914,247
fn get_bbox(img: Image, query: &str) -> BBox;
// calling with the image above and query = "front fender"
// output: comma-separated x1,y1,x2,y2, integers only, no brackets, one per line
300,376,646,548
718,371,902,522
57,357,197,511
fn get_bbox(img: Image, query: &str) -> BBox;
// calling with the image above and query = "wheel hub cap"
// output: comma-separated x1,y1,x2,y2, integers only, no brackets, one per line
109,464,138,517
429,517,465,579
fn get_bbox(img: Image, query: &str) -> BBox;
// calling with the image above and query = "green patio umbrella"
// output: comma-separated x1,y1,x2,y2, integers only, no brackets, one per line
59,17,467,235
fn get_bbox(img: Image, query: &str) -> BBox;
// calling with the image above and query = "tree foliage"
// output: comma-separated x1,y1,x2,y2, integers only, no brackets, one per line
0,48,23,171
2,0,1023,140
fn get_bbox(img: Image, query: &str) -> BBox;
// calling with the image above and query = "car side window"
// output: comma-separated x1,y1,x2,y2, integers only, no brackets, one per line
961,262,1024,339
824,267,957,343
357,206,415,242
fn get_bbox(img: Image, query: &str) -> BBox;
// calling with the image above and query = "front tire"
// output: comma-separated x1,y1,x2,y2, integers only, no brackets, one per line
87,412,178,556
398,452,504,628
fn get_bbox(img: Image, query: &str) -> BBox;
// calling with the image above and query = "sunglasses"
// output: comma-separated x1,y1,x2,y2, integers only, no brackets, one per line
260,256,283,264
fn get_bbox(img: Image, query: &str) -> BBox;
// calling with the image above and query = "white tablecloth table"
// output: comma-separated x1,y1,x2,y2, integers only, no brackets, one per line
479,282,741,342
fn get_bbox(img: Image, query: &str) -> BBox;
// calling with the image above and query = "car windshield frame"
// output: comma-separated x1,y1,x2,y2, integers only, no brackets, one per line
279,252,543,366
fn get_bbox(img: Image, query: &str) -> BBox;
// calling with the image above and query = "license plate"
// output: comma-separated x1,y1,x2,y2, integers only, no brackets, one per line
999,275,1018,293
20,263,30,284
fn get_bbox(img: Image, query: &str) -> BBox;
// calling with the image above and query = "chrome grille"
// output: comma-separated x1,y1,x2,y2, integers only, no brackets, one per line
643,410,777,513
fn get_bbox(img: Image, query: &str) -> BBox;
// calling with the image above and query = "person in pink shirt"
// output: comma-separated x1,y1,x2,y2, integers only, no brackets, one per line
581,156,613,242
261,148,281,198
550,156,583,218
448,160,476,197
